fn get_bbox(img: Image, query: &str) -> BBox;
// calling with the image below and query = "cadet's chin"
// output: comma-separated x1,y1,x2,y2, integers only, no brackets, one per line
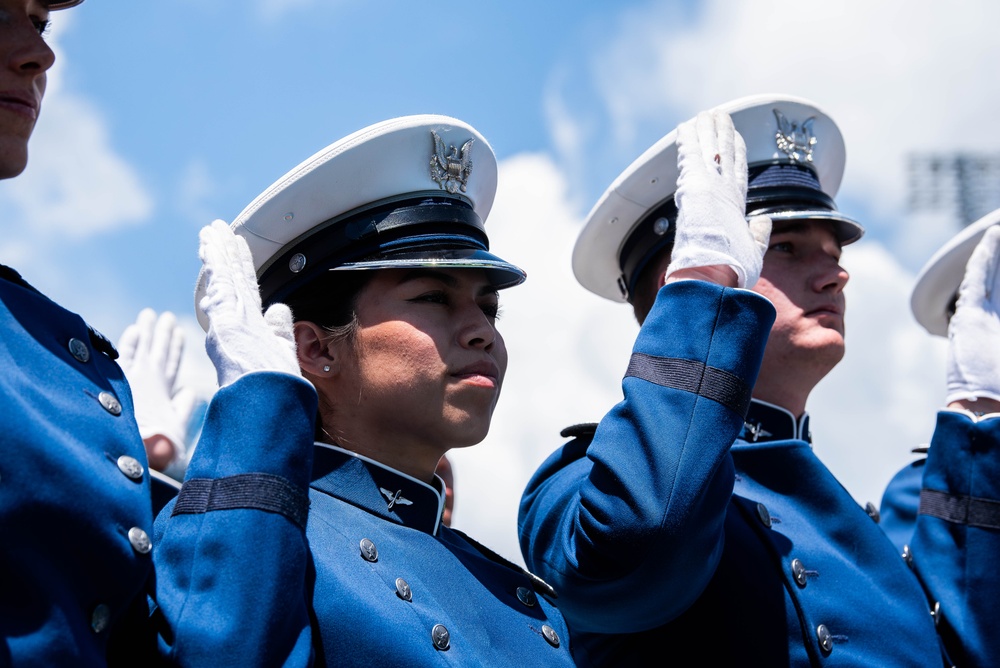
0,151,28,179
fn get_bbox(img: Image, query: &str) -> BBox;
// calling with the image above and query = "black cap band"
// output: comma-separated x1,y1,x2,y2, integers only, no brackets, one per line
746,163,836,215
259,197,486,306
617,163,854,300
618,197,678,300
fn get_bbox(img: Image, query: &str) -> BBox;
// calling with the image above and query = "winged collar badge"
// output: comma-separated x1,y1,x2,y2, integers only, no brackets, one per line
380,487,414,511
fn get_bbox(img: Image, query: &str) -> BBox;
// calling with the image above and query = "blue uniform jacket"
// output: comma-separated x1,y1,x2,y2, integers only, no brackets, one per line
0,266,155,665
519,280,948,665
880,411,1000,668
153,373,573,666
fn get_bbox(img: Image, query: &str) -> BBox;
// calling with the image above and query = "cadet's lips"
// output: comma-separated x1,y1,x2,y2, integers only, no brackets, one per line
0,90,39,119
805,303,843,318
452,361,500,386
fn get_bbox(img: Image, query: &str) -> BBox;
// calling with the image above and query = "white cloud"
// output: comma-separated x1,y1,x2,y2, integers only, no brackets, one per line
556,0,1000,269
0,14,152,242
8,94,153,238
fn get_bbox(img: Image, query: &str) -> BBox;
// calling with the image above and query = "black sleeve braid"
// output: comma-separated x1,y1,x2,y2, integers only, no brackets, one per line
919,488,1000,530
626,353,753,417
172,473,311,529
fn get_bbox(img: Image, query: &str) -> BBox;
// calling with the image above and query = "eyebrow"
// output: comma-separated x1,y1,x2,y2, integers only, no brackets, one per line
397,269,501,296
770,222,844,252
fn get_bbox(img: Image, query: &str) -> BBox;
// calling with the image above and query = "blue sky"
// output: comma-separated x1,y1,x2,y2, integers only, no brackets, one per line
8,0,1000,561
34,0,629,318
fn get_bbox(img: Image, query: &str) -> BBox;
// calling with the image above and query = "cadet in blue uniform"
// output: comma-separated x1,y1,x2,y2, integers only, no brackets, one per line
152,115,573,665
0,1,164,664
879,206,1000,667
519,96,978,665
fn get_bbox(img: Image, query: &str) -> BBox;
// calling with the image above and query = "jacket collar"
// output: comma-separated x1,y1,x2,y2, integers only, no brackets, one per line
311,443,446,535
739,399,811,444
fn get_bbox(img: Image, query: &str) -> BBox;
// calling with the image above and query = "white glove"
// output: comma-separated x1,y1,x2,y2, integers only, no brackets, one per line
666,109,771,288
198,219,301,388
117,308,193,463
946,225,1000,404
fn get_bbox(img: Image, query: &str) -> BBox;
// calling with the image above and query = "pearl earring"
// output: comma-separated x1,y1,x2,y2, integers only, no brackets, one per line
323,365,331,372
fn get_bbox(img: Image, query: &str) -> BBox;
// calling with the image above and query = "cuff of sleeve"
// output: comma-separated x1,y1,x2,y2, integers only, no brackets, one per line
172,473,310,528
629,280,775,415
922,410,1000,516
185,371,318,489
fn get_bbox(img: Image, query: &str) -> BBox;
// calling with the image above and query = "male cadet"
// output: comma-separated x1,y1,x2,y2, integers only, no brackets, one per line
520,95,977,665
0,1,160,664
880,206,1000,668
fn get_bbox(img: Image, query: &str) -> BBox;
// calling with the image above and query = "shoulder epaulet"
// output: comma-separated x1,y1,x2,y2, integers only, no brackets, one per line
0,264,41,294
88,325,119,360
560,423,598,439
449,528,558,600
0,264,119,360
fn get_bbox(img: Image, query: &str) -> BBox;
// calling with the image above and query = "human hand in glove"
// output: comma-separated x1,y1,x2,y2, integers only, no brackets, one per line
198,219,301,388
118,309,197,470
946,225,1000,411
666,109,771,289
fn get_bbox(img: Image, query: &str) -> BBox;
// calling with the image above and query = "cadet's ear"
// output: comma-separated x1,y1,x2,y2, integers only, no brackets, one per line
294,320,339,378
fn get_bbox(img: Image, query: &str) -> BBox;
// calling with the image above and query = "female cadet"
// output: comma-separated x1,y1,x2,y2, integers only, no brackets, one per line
0,1,165,663
152,115,573,666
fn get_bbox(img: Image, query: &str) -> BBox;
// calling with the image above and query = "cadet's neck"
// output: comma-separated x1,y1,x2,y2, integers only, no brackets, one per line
753,388,806,420
752,341,841,420
751,368,817,419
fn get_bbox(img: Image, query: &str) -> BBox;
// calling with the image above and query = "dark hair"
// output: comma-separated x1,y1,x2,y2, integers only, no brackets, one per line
281,270,375,340
630,244,672,325
282,270,375,444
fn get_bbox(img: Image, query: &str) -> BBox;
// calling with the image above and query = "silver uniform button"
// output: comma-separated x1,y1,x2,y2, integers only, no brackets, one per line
128,527,152,554
431,624,450,650
816,624,833,653
756,502,771,528
516,586,537,607
359,538,378,562
117,455,144,481
931,601,941,627
288,253,307,273
865,501,881,523
790,558,808,587
68,337,90,363
542,624,560,648
91,604,111,633
98,392,122,416
395,577,412,602
902,544,913,566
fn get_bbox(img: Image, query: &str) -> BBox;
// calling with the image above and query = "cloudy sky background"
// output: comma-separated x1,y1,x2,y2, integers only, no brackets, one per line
8,0,997,563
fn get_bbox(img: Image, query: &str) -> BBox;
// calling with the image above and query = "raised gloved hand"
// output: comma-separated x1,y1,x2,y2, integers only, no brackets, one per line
666,110,771,288
198,219,301,388
946,225,1000,405
118,308,194,468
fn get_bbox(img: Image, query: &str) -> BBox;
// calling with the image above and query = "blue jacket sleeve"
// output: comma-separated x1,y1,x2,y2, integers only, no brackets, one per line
879,457,925,553
910,410,1000,668
152,371,318,667
518,281,774,634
